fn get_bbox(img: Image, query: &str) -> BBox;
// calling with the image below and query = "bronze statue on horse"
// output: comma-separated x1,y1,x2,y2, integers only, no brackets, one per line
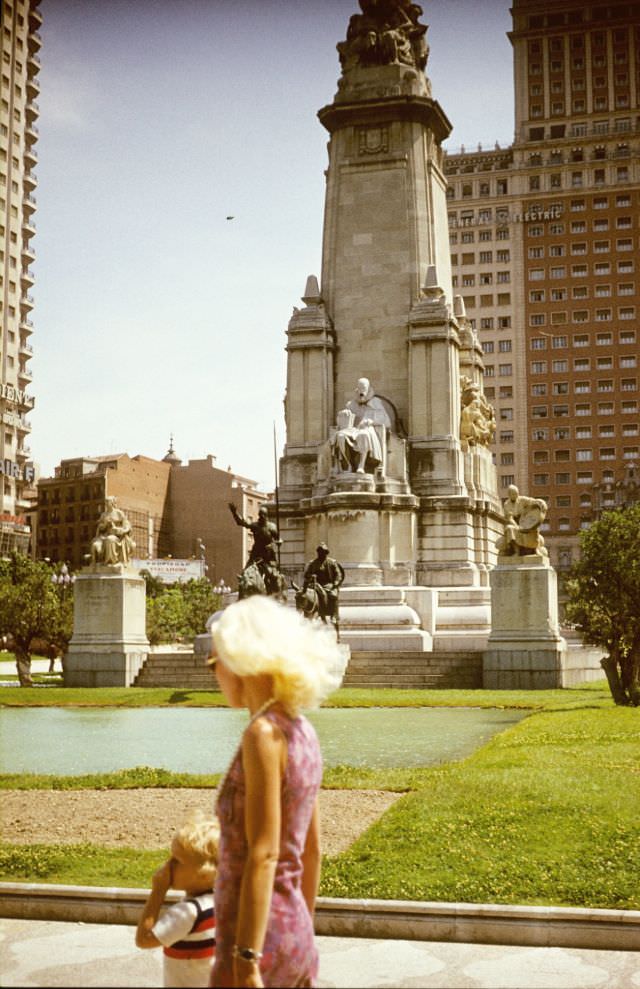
229,503,288,603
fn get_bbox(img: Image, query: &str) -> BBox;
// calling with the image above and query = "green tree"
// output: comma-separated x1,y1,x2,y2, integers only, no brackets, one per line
0,553,74,687
144,577,219,645
564,503,640,707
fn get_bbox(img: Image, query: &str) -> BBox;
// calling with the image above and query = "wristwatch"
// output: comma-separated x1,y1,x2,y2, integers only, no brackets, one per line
232,945,263,962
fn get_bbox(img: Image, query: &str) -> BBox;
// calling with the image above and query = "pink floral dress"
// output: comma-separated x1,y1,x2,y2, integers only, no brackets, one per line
210,706,323,989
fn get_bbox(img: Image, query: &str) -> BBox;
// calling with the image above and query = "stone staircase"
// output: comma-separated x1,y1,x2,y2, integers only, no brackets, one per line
341,650,482,689
132,648,215,690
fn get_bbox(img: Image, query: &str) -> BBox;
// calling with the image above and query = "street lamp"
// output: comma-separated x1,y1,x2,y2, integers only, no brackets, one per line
196,538,209,575
214,580,232,597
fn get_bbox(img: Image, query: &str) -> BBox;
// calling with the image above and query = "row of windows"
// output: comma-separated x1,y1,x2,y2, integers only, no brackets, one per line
532,401,638,418
452,250,511,264
529,308,636,325
531,97,633,115
457,272,511,286
531,356,637,372
450,229,511,244
533,446,639,462
530,330,636,348
529,248,636,278
533,463,638,486
531,379,637,395
528,219,634,246
460,292,511,307
531,423,639,440
529,286,636,303
528,118,634,140
482,340,513,353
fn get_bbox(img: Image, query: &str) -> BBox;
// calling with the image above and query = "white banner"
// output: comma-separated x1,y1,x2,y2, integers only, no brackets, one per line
133,558,205,584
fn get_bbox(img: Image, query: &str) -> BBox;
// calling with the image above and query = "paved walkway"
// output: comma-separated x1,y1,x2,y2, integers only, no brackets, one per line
1,918,639,988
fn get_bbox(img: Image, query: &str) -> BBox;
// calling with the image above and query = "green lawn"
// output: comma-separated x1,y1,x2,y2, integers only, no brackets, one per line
1,680,638,909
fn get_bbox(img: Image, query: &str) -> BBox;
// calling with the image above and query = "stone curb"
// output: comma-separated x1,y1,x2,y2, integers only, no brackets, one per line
1,883,638,951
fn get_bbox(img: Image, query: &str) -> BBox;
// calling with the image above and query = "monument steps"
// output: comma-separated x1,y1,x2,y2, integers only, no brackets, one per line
342,651,482,689
132,650,214,690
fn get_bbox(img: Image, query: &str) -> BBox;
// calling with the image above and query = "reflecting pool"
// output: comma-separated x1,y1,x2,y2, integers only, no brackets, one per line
0,707,526,776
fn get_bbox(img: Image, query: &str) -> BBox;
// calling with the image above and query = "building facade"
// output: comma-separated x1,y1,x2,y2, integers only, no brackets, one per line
445,0,639,572
0,0,40,554
35,448,267,587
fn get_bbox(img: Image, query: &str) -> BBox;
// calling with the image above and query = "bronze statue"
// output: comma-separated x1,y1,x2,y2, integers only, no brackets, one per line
229,503,287,600
293,543,345,637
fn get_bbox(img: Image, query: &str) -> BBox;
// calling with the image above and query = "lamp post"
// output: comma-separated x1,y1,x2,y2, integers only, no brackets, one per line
214,579,231,598
196,538,208,578
50,563,75,673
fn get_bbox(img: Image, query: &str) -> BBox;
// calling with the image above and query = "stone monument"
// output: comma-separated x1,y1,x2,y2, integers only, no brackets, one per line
484,487,568,689
65,497,149,686
276,0,503,657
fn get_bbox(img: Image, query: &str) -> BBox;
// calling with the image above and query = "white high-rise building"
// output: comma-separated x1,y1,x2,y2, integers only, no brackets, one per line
0,0,39,554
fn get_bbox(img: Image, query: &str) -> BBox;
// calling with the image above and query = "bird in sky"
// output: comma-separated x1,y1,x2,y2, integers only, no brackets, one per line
226,215,235,220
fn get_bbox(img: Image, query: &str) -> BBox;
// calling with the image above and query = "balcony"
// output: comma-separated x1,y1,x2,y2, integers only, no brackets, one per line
23,169,38,191
29,5,43,27
15,414,31,434
19,339,33,357
20,269,35,290
25,99,39,120
25,121,39,144
20,317,34,335
24,145,38,167
20,294,35,312
28,31,42,53
18,366,34,383
21,242,36,263
26,75,40,98
23,194,37,215
16,445,32,461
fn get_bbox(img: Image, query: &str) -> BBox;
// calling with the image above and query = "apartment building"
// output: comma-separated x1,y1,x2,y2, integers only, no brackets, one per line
445,0,639,570
36,447,267,587
0,0,39,555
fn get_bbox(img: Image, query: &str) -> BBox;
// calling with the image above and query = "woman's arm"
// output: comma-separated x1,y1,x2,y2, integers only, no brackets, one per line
135,859,172,949
301,797,321,918
234,717,286,988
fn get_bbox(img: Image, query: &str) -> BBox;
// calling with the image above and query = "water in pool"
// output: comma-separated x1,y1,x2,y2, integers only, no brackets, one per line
0,706,526,775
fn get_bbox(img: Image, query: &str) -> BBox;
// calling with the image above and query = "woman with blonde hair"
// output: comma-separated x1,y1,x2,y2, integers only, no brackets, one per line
206,594,347,989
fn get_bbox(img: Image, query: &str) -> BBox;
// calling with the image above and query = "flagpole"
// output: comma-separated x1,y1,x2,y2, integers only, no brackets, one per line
273,421,281,570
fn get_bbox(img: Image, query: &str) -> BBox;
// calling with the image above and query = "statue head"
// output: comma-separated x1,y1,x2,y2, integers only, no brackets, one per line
258,507,268,520
316,543,329,560
356,377,374,403
507,484,519,500
105,496,117,510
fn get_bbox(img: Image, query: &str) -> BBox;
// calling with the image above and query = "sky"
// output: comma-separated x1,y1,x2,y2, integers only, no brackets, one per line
31,0,514,492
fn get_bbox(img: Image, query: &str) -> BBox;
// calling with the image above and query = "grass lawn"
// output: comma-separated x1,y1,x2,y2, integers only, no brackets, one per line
1,680,638,909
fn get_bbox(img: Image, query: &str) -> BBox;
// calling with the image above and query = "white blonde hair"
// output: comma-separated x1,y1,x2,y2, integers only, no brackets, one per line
174,810,220,876
211,596,347,715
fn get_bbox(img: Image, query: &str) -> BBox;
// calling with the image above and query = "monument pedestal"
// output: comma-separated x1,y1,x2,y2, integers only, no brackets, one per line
65,567,149,687
483,556,567,689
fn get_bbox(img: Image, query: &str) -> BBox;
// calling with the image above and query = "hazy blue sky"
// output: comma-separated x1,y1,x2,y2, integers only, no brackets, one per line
33,0,513,491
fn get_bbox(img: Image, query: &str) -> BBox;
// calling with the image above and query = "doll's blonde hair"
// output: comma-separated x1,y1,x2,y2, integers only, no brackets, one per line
211,595,347,715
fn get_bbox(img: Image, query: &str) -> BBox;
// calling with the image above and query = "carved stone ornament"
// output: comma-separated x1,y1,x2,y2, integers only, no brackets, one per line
337,0,429,74
359,126,389,155
328,509,367,523
459,375,496,451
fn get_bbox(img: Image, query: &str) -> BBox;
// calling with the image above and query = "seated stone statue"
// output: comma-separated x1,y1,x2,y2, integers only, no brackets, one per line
332,377,392,474
496,484,549,558
90,496,136,566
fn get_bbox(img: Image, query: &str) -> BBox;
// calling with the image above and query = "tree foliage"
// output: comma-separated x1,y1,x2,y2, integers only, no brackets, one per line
564,503,640,706
142,576,219,646
0,553,74,687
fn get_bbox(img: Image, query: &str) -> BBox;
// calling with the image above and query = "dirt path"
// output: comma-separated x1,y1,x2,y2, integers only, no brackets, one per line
4,788,401,857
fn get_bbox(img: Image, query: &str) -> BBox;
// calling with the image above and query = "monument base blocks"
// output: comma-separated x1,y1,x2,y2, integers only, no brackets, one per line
65,568,149,687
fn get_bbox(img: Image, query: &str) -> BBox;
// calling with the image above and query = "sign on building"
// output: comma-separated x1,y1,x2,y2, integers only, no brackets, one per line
133,558,206,584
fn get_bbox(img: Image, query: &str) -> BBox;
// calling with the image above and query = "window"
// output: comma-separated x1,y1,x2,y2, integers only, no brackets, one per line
479,251,492,263
531,361,547,374
572,265,588,277
598,380,614,392
599,448,615,460
482,341,494,353
619,307,635,321
553,405,569,417
532,406,548,418
572,310,589,323
552,360,568,372
499,364,512,376
498,340,512,353
576,449,592,461
530,290,545,303
532,428,548,441
500,408,513,420
577,472,593,484
550,245,565,257
531,337,547,350
620,356,637,369
574,358,590,371
553,382,569,395
500,430,514,443
597,357,613,370
575,403,591,416
617,239,633,251
621,379,637,392
550,266,566,279
595,285,611,297
618,283,635,296
532,384,547,396
599,425,615,437
576,426,591,439
533,474,549,486
555,473,570,484
501,452,514,466
533,451,549,464
552,335,568,349
598,402,614,415
594,262,611,275
575,381,591,393
596,332,612,346
530,314,546,326
529,247,544,259
573,286,588,299
571,242,587,255
620,331,636,344
555,427,570,440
